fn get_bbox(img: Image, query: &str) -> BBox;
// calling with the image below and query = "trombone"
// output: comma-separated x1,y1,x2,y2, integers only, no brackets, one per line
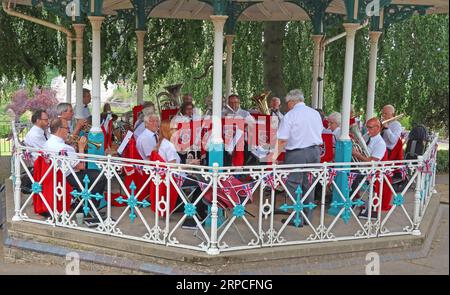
381,113,405,125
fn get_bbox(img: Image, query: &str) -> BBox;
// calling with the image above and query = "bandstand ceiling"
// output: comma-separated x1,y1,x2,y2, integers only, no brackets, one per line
9,0,449,21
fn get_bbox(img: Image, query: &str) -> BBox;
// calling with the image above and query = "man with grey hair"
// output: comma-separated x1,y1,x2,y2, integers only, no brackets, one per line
327,111,342,145
381,104,403,161
136,113,160,160
134,106,155,140
270,97,284,122
56,102,86,144
81,88,92,119
272,89,323,226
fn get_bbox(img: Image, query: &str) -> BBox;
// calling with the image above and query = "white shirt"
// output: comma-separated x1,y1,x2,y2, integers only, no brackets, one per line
382,120,402,150
159,139,181,164
277,102,324,150
270,109,284,122
133,121,146,140
332,127,341,145
81,105,91,119
193,107,202,117
136,128,157,160
327,127,341,148
43,135,79,173
223,107,256,124
24,125,48,149
367,133,386,160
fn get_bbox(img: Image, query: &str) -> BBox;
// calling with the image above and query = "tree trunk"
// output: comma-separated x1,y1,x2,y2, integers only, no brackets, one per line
263,21,287,111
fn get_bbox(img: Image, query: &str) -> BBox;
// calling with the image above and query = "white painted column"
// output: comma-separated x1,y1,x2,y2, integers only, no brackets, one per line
66,36,73,104
136,30,146,106
340,23,360,141
73,24,85,119
210,15,228,149
366,31,382,122
225,34,235,99
208,15,227,256
88,16,104,132
311,35,323,109
318,42,326,109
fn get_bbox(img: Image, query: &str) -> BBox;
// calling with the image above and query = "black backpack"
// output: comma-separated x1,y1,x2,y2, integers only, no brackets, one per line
405,124,429,160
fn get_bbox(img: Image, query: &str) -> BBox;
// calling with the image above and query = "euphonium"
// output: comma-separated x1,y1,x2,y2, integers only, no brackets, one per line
350,123,370,162
251,90,271,115
156,83,183,112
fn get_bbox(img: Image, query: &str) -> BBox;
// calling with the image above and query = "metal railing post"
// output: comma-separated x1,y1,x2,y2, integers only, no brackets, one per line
413,156,423,236
207,162,220,255
11,121,22,221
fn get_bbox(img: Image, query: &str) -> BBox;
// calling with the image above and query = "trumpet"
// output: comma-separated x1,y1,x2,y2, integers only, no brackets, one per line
382,113,405,125
87,141,102,150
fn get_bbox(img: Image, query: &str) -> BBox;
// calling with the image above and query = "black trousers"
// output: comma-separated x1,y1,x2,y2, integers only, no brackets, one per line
67,169,107,208
174,177,208,219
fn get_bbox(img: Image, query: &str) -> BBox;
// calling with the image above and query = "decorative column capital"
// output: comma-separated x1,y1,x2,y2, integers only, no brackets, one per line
135,30,146,39
342,22,360,37
73,23,86,38
368,31,383,43
88,16,105,31
210,15,228,30
311,34,324,44
225,34,236,42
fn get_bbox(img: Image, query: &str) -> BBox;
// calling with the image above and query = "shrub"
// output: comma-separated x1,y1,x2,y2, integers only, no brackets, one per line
436,150,449,173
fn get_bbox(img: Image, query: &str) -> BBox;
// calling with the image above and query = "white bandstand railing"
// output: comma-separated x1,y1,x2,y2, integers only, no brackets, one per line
9,121,439,255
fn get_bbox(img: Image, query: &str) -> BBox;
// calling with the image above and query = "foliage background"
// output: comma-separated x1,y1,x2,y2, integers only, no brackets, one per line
0,7,448,136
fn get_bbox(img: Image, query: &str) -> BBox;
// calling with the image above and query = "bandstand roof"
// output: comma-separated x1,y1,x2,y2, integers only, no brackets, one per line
11,0,450,22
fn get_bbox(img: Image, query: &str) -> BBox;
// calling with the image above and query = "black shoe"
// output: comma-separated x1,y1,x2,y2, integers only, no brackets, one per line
358,208,378,219
39,212,52,218
182,218,197,230
21,187,32,194
281,218,304,228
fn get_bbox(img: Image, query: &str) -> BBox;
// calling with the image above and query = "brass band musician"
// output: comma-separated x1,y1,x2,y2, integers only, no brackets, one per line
381,104,404,161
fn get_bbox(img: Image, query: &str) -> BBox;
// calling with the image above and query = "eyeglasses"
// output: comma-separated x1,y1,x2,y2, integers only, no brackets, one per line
59,126,70,130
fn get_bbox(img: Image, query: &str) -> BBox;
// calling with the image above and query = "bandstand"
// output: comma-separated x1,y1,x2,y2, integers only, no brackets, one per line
1,0,448,273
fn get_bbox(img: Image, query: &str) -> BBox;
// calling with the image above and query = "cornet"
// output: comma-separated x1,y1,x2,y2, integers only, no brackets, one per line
87,141,102,150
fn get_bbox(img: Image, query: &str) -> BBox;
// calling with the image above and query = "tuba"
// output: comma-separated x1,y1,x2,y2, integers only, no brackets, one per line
251,90,271,115
156,83,183,113
350,123,370,162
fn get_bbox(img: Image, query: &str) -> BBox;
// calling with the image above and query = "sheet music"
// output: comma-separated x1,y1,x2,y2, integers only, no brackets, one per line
251,145,270,160
117,130,133,155
224,129,244,153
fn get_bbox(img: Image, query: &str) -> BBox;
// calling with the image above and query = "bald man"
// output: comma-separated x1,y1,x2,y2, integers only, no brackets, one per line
352,117,386,162
381,104,404,161
352,117,392,219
